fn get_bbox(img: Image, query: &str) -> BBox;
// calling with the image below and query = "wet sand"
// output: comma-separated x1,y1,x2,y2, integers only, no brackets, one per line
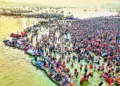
0,16,57,86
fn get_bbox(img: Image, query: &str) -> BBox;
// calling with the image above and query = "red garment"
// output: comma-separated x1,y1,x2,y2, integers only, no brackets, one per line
36,42,39,46
44,64,48,68
117,76,120,84
80,77,86,83
34,48,36,51
86,47,89,51
90,64,93,69
24,30,27,34
105,76,109,82
88,55,90,59
107,56,111,61
108,78,114,84
21,31,25,37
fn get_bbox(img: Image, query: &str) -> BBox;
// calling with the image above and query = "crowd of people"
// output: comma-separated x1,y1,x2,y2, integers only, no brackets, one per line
5,15,120,86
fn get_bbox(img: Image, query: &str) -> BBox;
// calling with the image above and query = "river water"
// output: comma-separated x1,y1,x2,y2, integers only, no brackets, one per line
0,16,57,86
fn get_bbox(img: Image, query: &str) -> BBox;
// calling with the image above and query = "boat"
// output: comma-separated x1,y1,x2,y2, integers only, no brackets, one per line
3,39,29,50
31,58,72,86
25,49,41,56
31,58,62,85
31,59,45,70
10,33,21,38
3,40,13,47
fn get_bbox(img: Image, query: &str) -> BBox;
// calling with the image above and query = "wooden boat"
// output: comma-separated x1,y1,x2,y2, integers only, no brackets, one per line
10,33,21,38
31,59,61,86
3,40,28,50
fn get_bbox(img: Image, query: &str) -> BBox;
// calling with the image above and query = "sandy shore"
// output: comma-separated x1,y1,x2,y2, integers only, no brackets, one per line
0,16,57,86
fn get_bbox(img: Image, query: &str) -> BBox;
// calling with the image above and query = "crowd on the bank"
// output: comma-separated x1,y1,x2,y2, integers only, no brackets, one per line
7,15,120,86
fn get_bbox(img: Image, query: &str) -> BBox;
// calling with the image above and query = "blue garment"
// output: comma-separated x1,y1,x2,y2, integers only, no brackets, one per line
41,49,44,55
36,61,44,69
84,68,88,73
62,81,67,85
56,62,59,68
78,57,81,62
34,56,37,61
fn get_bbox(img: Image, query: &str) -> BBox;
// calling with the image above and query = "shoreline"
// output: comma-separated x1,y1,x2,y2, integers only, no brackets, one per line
0,16,57,86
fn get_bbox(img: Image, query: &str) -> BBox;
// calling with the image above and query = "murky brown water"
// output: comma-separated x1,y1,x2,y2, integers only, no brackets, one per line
0,16,57,86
